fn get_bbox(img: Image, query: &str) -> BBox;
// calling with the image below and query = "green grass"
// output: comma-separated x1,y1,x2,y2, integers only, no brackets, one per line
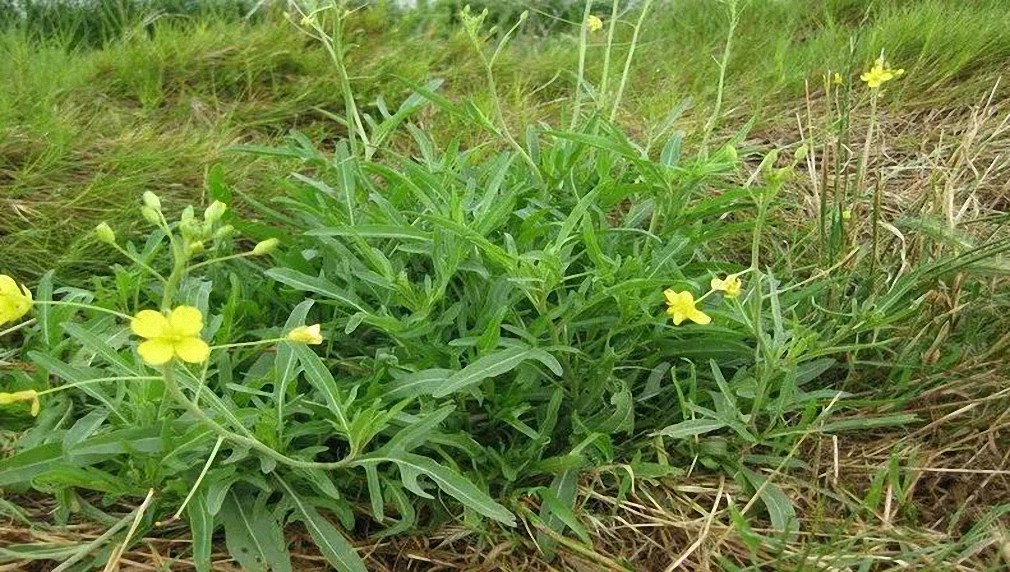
3,0,1009,280
1,1,1009,570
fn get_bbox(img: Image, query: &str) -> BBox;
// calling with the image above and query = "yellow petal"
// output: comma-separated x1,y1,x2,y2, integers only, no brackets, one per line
30,395,40,417
0,275,17,296
688,309,712,325
138,339,175,366
174,336,210,363
670,311,687,326
169,306,204,337
131,310,170,339
663,289,679,304
711,277,727,291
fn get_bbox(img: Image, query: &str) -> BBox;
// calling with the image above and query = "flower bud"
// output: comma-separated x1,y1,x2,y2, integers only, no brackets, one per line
94,222,116,244
185,240,205,256
179,206,204,241
214,224,235,240
141,206,161,225
287,324,323,345
142,191,162,211
252,238,280,256
204,201,227,225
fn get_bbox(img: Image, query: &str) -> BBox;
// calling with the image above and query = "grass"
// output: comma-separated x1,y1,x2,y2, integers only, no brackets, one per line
1,0,1009,570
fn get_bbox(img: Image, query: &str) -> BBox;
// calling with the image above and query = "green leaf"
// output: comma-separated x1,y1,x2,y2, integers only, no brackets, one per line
384,453,515,526
0,426,167,487
307,224,432,242
653,418,727,439
537,469,583,555
275,299,314,436
432,347,562,398
381,405,456,453
188,488,214,572
28,351,124,422
0,443,63,487
265,268,368,313
62,322,138,376
220,491,292,572
276,477,366,572
292,344,351,436
739,467,798,537
384,369,453,399
537,487,590,544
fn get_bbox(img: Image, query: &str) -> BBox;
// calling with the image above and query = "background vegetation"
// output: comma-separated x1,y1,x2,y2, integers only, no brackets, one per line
1,0,1009,570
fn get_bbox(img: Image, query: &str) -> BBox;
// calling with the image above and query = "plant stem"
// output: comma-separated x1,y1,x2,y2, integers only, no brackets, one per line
699,0,739,153
609,0,653,122
571,0,594,130
34,301,133,321
599,0,620,109
110,243,168,285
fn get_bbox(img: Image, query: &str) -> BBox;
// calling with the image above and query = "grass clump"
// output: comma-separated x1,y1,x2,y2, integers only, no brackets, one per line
1,1,1010,570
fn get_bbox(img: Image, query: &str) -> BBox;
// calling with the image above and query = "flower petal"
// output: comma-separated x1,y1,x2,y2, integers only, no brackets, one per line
0,275,17,295
169,306,204,337
688,309,712,325
663,289,679,304
138,339,175,366
131,310,170,339
711,277,727,291
174,336,210,363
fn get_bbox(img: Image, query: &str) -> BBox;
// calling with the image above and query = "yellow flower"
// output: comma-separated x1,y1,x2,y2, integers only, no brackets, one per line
663,290,711,326
287,324,324,345
586,15,603,33
860,57,904,89
0,390,40,417
0,274,33,326
711,273,743,298
832,72,843,85
131,306,210,366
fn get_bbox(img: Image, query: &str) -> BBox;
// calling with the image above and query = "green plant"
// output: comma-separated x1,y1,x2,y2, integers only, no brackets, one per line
3,1,1010,570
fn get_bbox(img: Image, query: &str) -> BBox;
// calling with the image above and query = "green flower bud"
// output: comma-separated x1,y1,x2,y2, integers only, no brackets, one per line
141,206,161,225
204,201,227,225
94,222,116,244
142,191,162,211
185,240,205,256
179,206,203,241
214,224,235,240
252,238,280,256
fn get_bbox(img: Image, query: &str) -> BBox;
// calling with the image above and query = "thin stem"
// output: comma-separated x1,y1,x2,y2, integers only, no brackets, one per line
328,5,370,160
609,0,653,122
110,243,168,285
0,318,35,338
699,0,739,152
36,376,161,396
170,436,224,521
570,0,594,130
187,251,256,271
599,0,620,108
161,251,187,312
210,337,286,350
856,91,879,228
34,300,133,321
